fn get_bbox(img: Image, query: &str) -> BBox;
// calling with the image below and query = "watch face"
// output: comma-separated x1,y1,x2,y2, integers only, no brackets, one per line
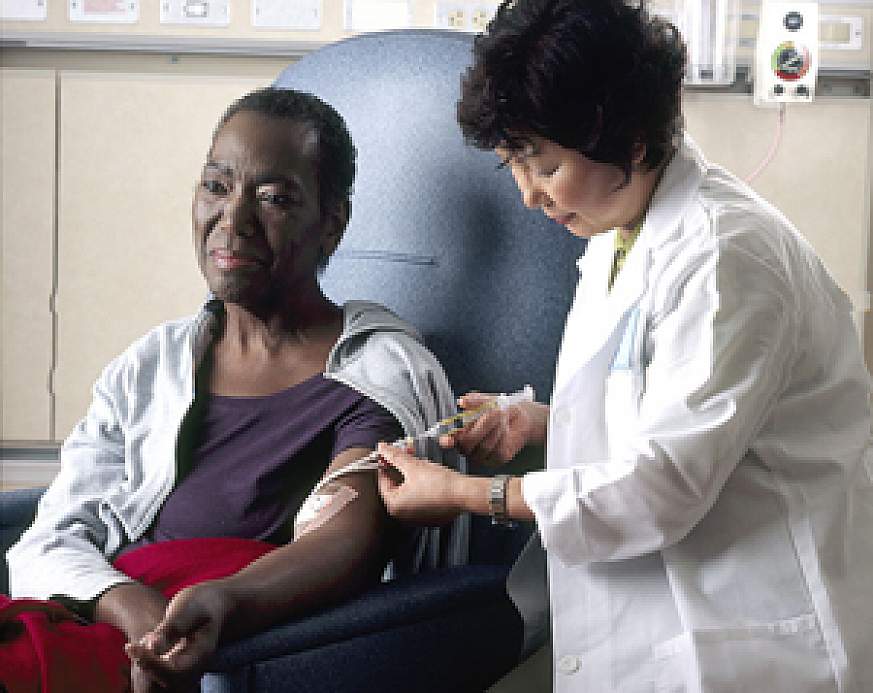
488,474,509,522
772,41,811,81
783,11,803,31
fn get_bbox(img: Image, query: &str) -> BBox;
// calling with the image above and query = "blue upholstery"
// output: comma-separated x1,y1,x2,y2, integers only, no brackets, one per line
1,29,585,691
0,487,42,596
201,566,520,693
283,30,585,404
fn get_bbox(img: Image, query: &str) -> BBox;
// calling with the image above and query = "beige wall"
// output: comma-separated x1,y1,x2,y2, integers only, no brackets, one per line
685,93,871,329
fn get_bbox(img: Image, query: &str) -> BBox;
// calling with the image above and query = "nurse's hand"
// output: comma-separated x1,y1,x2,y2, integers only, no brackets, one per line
440,392,549,466
376,443,464,526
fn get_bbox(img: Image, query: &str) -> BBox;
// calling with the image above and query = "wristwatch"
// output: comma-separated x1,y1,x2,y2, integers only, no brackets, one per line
488,474,515,527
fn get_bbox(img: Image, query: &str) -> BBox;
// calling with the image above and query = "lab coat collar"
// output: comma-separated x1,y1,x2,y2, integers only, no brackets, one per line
595,133,708,314
553,134,706,398
556,231,648,394
600,135,704,297
638,133,708,252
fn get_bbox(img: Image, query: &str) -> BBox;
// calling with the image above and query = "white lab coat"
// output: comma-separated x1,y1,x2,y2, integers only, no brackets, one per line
521,135,873,692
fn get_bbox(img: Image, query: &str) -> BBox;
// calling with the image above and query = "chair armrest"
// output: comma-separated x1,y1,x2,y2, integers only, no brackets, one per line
1,487,45,596
0,487,44,527
207,564,512,670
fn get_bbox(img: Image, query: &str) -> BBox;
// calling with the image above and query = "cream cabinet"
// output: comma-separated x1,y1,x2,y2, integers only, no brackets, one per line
1,69,56,442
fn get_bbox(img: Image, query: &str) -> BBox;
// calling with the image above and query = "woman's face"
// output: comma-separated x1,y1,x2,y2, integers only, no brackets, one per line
192,110,340,309
497,135,649,239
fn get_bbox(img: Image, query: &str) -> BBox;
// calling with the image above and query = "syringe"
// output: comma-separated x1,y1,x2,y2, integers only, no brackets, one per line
398,383,536,449
300,385,536,493
294,385,536,537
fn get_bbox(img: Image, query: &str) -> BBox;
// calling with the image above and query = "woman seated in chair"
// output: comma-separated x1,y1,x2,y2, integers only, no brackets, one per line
4,87,459,692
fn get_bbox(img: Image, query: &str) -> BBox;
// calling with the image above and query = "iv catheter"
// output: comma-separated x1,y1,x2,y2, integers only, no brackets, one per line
294,385,536,532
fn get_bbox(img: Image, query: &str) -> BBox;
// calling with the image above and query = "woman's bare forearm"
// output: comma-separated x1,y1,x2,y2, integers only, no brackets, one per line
217,448,389,639
95,581,169,641
218,521,385,639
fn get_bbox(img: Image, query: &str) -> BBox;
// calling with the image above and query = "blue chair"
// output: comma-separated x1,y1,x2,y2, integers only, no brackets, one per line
1,29,585,692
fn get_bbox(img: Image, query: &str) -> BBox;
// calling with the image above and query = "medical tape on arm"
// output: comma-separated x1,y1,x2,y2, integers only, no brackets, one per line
293,457,381,540
294,483,360,540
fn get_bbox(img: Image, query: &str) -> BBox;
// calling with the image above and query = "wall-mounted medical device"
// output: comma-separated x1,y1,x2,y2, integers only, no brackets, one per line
755,2,820,104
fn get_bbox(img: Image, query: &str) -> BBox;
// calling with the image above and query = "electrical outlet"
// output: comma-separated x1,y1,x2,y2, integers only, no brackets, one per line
435,2,466,30
449,8,466,28
435,1,497,32
470,4,498,32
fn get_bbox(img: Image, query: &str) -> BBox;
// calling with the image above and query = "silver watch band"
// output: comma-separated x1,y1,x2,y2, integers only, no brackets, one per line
488,474,513,526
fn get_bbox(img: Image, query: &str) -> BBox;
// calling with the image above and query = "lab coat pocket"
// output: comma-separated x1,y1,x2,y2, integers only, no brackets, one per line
651,615,836,693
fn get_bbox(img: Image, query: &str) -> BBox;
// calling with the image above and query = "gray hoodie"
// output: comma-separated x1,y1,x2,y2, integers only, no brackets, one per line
8,300,467,601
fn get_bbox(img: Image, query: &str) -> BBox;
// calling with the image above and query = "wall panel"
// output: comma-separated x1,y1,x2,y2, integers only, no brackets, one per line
1,69,55,441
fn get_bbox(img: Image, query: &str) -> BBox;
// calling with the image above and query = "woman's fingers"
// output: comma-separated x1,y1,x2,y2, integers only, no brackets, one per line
376,444,408,496
438,433,456,449
375,443,461,525
129,629,209,679
128,658,167,693
158,635,212,674
377,442,412,469
452,410,503,461
479,425,505,466
126,643,172,686
456,391,493,410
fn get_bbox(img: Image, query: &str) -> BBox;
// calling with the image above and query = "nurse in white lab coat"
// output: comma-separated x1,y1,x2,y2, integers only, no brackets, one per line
377,0,873,691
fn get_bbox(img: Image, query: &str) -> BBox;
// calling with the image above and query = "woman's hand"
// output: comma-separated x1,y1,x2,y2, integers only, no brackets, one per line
94,582,173,692
125,579,236,692
377,443,464,525
440,393,549,466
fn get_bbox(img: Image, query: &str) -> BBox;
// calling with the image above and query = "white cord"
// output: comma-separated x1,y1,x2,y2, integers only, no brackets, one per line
745,103,786,184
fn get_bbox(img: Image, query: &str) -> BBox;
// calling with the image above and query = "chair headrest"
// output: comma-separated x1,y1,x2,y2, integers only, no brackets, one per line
274,30,586,400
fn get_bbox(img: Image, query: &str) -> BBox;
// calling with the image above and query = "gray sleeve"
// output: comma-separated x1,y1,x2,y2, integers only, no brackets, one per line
7,356,134,601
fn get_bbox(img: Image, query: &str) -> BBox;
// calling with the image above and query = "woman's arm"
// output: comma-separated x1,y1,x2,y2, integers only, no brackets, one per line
128,445,390,679
374,393,548,526
7,356,140,603
221,445,390,630
377,443,535,524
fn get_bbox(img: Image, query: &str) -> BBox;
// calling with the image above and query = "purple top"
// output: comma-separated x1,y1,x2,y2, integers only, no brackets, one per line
132,374,401,549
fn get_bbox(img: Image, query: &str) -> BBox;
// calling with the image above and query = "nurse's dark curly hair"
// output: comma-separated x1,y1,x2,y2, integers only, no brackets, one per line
457,0,686,181
216,87,356,219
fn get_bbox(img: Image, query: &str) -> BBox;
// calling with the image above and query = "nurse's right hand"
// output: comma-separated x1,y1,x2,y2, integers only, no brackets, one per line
439,392,549,466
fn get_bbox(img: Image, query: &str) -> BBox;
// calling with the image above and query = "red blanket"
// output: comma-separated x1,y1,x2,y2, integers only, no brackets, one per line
0,538,276,693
